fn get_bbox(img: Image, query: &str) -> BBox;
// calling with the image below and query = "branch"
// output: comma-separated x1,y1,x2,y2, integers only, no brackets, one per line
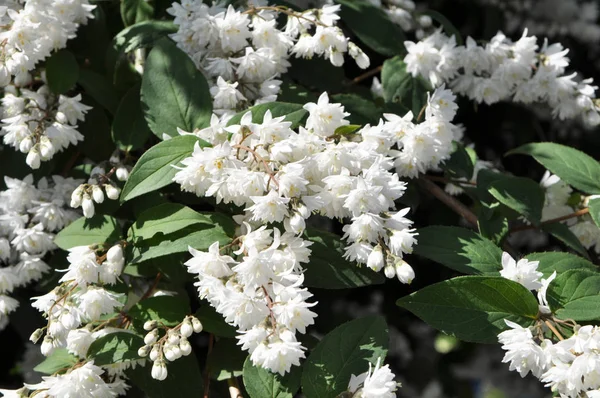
350,65,382,84
418,178,478,227
511,208,589,232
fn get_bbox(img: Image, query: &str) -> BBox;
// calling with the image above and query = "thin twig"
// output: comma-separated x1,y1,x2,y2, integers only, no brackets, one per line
511,208,590,232
418,178,478,226
140,272,162,300
545,320,564,341
350,65,383,84
232,144,279,188
61,150,81,176
203,334,214,398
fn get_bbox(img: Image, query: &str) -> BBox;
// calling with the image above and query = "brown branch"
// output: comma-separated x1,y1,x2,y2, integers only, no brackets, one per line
510,207,589,232
203,334,214,398
61,150,81,177
140,272,162,300
350,65,383,85
418,178,479,226
232,144,279,188
545,320,564,341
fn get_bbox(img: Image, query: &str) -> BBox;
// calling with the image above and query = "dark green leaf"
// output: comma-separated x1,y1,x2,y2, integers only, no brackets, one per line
526,252,596,278
381,56,430,116
488,176,545,224
87,332,144,365
442,141,475,179
589,198,600,228
79,105,114,162
413,226,503,275
121,0,154,27
547,269,600,321
331,94,383,125
128,295,190,329
335,0,405,56
127,354,203,397
34,348,78,374
477,202,509,245
121,135,208,203
507,142,600,194
302,315,388,398
226,102,307,129
78,69,120,114
243,357,301,398
113,21,177,54
303,228,384,289
195,304,237,338
397,276,539,343
112,84,153,151
141,38,212,138
54,215,121,250
288,57,346,93
45,50,79,94
208,338,246,381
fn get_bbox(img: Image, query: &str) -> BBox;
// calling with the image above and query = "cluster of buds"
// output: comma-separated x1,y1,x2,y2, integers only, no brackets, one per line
70,166,121,218
137,315,203,380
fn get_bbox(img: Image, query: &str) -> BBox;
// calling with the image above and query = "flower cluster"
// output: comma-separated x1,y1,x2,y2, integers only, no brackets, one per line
404,28,600,126
499,321,600,398
138,316,203,381
70,154,130,218
30,244,125,358
1,84,92,168
0,0,95,85
347,357,399,398
167,0,369,115
0,174,81,330
539,171,600,254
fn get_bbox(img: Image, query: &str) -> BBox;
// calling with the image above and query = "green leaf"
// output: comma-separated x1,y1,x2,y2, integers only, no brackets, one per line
207,338,246,381
112,84,152,151
79,105,114,162
131,212,235,263
129,203,218,241
45,50,79,94
507,142,600,194
34,348,78,374
127,354,203,397
243,357,301,398
547,269,600,321
288,57,346,93
488,176,545,225
413,226,503,275
330,94,383,125
128,295,190,329
542,223,590,258
302,315,388,398
477,202,509,245
335,0,405,56
589,198,600,228
442,141,475,179
87,332,144,365
54,215,121,250
333,124,361,135
381,56,430,116
121,0,154,27
78,69,120,114
113,21,177,54
525,252,597,278
195,304,237,338
303,228,384,289
419,10,463,45
121,135,207,203
226,102,308,129
397,276,539,343
141,38,212,139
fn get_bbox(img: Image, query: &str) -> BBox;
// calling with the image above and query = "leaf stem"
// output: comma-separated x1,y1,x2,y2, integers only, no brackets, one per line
350,65,382,84
511,207,589,232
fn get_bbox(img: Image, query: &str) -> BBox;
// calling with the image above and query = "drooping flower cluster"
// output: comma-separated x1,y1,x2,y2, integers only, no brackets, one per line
30,244,125,358
0,0,95,85
70,153,129,218
538,171,600,254
0,174,81,330
1,84,92,168
137,316,203,381
499,321,600,398
347,357,399,398
172,93,448,373
167,0,369,115
404,28,600,126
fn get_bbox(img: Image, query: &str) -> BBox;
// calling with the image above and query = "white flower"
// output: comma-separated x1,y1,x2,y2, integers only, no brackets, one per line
348,357,398,398
76,287,124,321
498,320,546,378
303,92,350,137
247,190,290,223
499,252,543,290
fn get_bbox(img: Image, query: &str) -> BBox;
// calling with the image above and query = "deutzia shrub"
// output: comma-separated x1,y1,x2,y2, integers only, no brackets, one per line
3,1,600,398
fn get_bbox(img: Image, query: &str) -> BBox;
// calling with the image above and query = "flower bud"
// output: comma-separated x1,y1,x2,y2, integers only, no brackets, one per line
144,320,158,331
55,111,68,124
81,194,95,218
286,212,306,234
107,245,124,263
39,136,55,159
138,344,151,357
92,185,104,203
104,184,120,200
41,336,54,356
149,345,160,361
0,65,10,87
116,166,129,181
167,332,180,345
29,328,44,343
191,317,203,333
395,260,415,284
179,338,192,356
144,329,159,345
19,136,33,153
26,148,41,169
90,166,106,177
151,360,168,381
367,246,384,272
180,319,193,338
384,263,396,279
70,185,84,208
